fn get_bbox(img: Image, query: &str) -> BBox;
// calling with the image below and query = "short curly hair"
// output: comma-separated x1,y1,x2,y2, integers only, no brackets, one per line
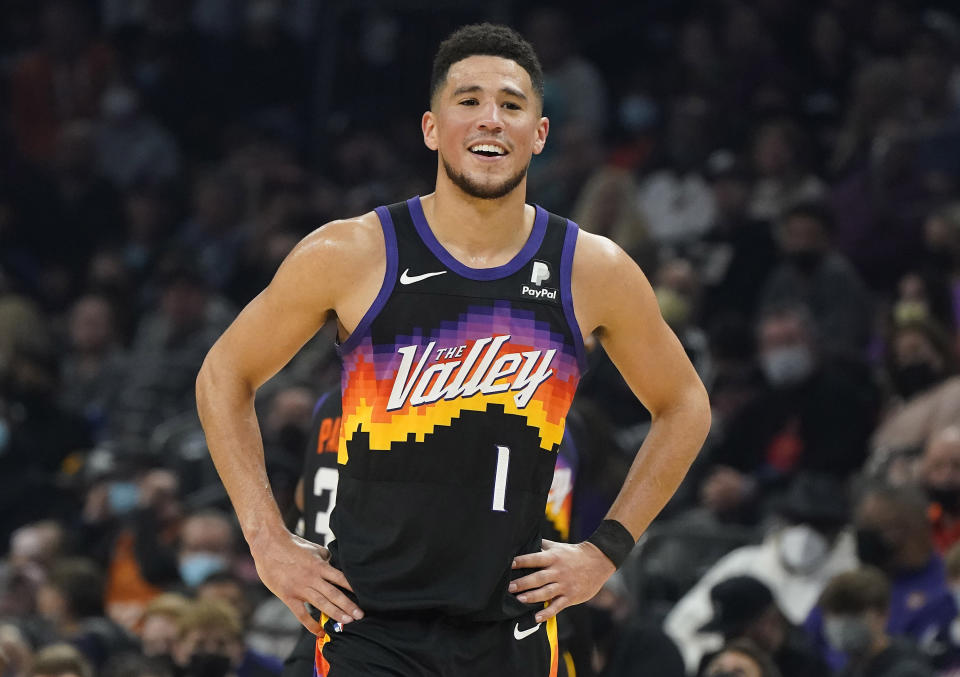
430,23,544,106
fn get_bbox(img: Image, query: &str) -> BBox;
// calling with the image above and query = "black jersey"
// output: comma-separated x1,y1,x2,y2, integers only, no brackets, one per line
329,196,586,621
300,388,579,547
299,391,342,547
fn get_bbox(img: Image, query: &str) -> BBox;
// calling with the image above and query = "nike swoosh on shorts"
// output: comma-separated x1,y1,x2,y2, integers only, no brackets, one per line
513,622,542,640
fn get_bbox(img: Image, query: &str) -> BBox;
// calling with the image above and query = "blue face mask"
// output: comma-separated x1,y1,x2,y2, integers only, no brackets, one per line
108,482,140,515
179,553,228,587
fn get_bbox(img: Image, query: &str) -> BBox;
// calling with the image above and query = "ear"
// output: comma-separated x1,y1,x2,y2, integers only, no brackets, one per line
532,116,549,156
422,111,438,152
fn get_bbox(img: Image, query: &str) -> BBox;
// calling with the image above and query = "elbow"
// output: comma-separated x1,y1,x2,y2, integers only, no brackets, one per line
195,353,218,421
653,380,712,447
195,348,253,421
687,379,712,444
696,386,712,444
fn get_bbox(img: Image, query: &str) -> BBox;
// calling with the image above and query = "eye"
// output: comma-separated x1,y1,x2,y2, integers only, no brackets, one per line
502,102,522,110
459,98,478,106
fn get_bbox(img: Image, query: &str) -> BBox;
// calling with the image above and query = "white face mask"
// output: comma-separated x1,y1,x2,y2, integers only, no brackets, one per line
761,344,814,387
778,524,830,573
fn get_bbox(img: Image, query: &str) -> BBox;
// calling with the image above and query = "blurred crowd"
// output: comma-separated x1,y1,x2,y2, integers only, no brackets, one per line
7,0,960,676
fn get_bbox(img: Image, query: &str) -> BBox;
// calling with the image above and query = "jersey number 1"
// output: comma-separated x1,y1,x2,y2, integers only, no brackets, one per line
492,445,509,512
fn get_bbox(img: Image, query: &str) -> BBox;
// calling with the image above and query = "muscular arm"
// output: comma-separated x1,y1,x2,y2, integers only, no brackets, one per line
579,233,711,539
196,214,384,632
512,231,711,621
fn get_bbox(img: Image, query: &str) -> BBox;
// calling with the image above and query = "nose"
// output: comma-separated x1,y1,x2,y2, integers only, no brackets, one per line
477,101,503,132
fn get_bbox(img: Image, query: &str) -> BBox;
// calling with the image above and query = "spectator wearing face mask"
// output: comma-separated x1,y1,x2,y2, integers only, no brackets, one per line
819,567,933,677
870,319,960,476
760,201,872,356
806,484,956,670
917,427,960,554
95,80,181,189
696,576,828,677
654,257,712,382
177,511,238,589
699,305,878,524
666,473,858,672
591,573,686,677
196,573,282,677
79,458,182,630
172,600,246,677
35,558,138,669
699,638,783,677
1,520,65,618
696,149,778,325
101,652,174,677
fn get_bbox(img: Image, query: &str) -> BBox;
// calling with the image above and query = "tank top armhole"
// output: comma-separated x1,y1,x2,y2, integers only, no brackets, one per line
338,206,398,354
561,219,588,373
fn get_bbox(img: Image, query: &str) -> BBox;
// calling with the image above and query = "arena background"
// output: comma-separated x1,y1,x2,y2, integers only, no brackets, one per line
5,1,960,676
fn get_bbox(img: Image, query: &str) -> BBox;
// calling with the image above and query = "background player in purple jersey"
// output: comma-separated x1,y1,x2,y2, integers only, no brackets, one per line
197,23,710,675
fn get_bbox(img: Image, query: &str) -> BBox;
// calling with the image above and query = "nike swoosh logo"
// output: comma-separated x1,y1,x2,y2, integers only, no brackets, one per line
513,622,542,640
400,268,447,285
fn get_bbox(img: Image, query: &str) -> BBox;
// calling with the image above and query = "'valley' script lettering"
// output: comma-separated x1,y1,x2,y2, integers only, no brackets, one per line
386,335,555,411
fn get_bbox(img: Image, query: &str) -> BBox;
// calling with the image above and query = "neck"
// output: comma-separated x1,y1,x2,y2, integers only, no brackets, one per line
900,545,934,572
421,174,533,267
868,633,890,659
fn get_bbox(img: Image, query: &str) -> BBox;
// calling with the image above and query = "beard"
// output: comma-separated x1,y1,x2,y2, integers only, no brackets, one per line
441,154,528,200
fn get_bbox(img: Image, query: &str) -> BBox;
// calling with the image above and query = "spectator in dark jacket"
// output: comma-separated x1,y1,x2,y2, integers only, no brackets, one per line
760,201,872,355
700,304,879,523
698,575,831,677
807,484,956,671
35,558,137,669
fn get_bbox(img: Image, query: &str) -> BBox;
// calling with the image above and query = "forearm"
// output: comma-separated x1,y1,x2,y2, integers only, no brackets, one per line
196,356,285,546
604,383,711,540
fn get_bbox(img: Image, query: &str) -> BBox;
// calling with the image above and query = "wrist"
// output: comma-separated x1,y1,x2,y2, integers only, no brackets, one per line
244,514,289,553
585,519,636,570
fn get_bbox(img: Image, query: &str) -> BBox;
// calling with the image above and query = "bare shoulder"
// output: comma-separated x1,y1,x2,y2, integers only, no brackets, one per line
570,229,654,337
291,211,385,277
199,210,387,389
272,210,386,320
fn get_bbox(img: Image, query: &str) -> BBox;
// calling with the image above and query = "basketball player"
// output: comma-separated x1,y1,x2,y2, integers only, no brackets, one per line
197,23,711,676
282,388,587,677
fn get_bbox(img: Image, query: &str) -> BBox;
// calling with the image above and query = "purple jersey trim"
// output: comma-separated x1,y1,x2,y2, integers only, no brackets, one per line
339,206,398,354
561,220,588,372
406,196,548,281
311,391,332,418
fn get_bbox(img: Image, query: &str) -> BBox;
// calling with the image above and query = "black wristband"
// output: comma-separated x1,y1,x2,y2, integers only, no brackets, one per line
586,519,636,569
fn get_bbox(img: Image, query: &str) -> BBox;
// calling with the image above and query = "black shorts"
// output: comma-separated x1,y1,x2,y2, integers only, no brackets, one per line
315,610,560,677
284,627,318,677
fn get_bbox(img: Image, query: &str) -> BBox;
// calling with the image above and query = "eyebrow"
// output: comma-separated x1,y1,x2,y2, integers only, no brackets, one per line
451,85,528,102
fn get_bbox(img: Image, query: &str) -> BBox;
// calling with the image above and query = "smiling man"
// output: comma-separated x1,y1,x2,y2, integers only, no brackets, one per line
196,23,710,677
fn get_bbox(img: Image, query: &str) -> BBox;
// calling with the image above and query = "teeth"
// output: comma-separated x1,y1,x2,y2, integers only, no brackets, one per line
470,144,505,155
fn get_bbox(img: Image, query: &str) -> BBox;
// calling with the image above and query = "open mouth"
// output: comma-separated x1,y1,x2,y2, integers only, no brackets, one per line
469,143,508,157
